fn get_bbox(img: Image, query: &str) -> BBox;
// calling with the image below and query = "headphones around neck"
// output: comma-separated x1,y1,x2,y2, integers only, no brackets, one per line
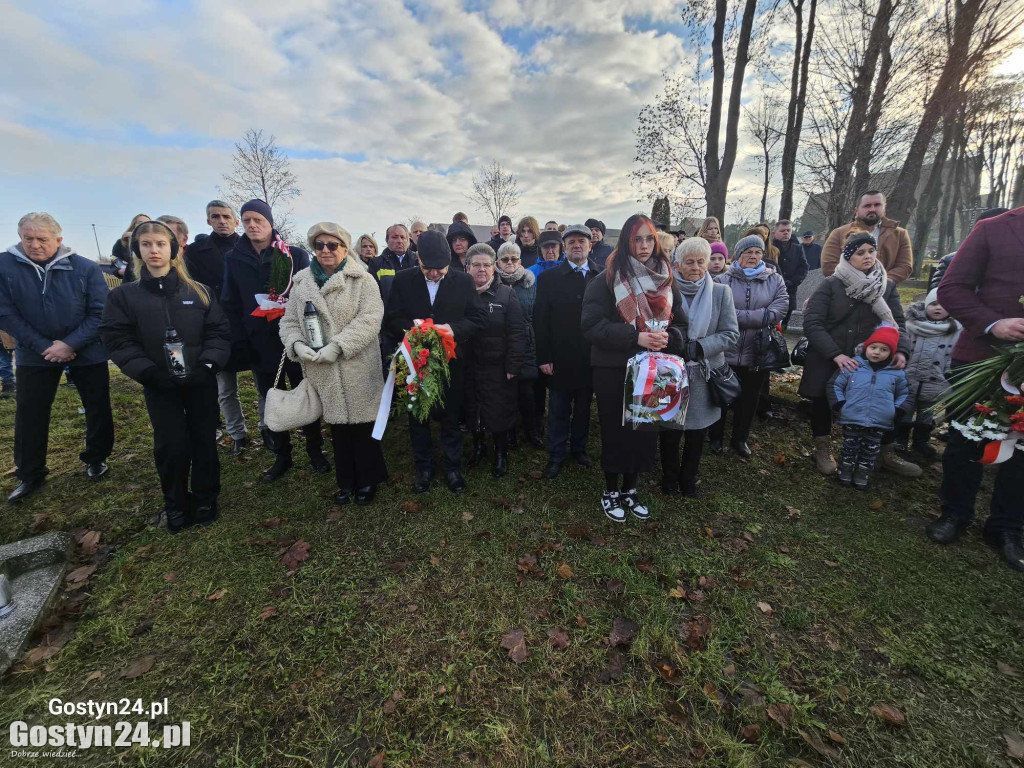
130,220,179,260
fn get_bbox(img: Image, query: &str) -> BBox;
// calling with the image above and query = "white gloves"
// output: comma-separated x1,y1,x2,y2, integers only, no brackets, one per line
313,342,342,364
293,341,319,362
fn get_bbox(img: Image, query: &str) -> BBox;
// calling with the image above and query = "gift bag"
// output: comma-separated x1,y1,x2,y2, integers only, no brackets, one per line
623,351,689,430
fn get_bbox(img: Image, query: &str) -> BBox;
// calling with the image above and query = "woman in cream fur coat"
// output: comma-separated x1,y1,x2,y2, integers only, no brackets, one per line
279,222,388,506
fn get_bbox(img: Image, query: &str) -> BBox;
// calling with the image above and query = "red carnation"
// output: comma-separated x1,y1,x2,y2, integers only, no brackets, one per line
974,403,995,415
1013,422,1024,433
1011,411,1024,423
1006,395,1024,406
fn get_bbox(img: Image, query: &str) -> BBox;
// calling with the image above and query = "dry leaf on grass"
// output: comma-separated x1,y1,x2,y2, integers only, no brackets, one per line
79,531,101,557
207,588,228,601
279,540,311,575
500,630,529,663
998,661,1019,678
650,658,683,686
85,671,104,682
120,655,155,680
66,565,96,584
766,702,794,729
870,702,906,726
799,729,841,759
461,511,474,523
400,500,423,514
739,724,761,743
257,605,278,621
555,562,574,579
163,571,178,582
869,500,885,510
548,627,569,650
827,730,848,745
756,601,774,615
367,750,385,768
261,516,287,528
609,617,638,647
1004,730,1024,760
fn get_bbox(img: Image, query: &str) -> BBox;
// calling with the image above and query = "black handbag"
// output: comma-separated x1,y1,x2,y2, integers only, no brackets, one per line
707,363,742,407
791,336,810,365
753,308,791,371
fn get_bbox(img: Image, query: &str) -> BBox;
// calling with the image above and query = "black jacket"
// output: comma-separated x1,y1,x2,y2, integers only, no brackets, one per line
533,259,600,390
581,272,687,370
184,231,238,298
516,240,541,269
447,222,478,272
369,247,419,306
930,252,954,290
801,242,823,272
465,277,528,432
590,241,614,270
220,232,311,373
100,269,230,385
774,238,808,289
112,238,134,282
487,235,514,255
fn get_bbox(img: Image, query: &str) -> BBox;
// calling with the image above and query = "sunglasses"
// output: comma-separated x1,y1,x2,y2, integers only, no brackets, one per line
314,241,343,252
499,256,521,264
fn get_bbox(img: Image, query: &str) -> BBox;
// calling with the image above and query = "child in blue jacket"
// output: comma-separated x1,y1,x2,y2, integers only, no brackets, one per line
829,325,909,490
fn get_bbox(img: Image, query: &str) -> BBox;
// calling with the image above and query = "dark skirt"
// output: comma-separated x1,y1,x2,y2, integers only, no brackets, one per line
330,422,388,490
466,363,518,433
593,366,658,474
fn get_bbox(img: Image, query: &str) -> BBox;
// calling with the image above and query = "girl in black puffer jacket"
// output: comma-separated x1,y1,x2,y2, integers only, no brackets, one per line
100,221,231,533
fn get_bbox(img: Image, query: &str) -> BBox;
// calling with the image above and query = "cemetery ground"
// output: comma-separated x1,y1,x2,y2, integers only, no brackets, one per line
1,369,1022,768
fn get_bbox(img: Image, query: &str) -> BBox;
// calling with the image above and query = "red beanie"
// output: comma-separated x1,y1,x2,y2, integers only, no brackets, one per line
863,325,899,353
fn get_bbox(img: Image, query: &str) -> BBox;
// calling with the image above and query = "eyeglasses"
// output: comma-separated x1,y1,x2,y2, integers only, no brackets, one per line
499,257,521,264
314,241,343,252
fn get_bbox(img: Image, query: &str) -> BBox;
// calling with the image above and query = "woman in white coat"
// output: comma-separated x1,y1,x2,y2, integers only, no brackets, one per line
279,222,387,505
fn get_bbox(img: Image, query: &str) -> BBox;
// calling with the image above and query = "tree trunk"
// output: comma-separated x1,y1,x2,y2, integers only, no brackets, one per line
706,0,758,221
911,117,955,272
778,0,817,220
704,0,728,218
853,28,893,195
760,155,770,222
885,0,984,224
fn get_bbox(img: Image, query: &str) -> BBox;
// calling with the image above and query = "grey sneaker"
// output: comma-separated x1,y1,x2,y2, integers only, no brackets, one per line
620,489,650,521
601,491,626,523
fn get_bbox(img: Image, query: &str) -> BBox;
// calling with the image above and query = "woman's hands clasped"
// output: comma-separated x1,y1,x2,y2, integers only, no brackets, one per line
293,341,319,362
638,330,669,352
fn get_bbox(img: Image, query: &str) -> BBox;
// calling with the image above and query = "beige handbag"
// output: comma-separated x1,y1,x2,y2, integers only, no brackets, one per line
264,350,322,432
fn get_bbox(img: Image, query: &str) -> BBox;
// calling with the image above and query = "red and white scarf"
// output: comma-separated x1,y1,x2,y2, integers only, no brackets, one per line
609,253,673,331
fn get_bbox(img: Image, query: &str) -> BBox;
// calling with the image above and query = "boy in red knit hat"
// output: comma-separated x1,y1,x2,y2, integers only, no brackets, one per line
828,324,909,490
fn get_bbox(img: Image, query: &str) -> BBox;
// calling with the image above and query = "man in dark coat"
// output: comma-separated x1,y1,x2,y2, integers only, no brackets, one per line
0,212,114,502
800,230,822,272
185,200,248,455
487,215,514,254
773,220,808,328
586,218,613,269
384,230,488,493
447,220,477,272
220,199,328,482
369,223,419,304
932,207,1024,571
534,224,599,478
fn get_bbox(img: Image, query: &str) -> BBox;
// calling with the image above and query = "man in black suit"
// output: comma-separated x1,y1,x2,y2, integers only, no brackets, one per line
384,230,487,493
533,224,599,479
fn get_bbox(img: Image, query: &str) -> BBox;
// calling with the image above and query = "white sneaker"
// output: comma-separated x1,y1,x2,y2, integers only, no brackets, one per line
601,491,626,523
620,489,650,521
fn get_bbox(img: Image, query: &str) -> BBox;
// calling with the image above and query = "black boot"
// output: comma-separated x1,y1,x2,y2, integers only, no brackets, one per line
260,426,281,453
983,528,1024,572
912,425,937,459
507,428,519,450
493,434,508,478
926,514,966,544
660,474,680,495
467,432,486,467
262,454,293,483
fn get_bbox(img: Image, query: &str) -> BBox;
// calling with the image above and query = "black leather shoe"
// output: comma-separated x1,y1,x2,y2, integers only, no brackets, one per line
262,455,293,483
572,452,593,467
355,485,376,505
308,451,331,474
85,462,109,481
731,440,752,459
193,504,219,527
334,488,353,505
492,451,508,478
984,529,1024,572
232,436,249,456
709,438,724,455
681,478,698,499
8,479,44,503
660,475,680,495
542,461,561,480
260,427,281,453
446,471,466,493
926,515,965,544
413,471,433,493
166,508,189,534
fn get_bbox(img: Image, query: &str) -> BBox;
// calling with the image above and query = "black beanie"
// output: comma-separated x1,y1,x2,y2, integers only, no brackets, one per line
498,215,512,227
240,199,273,227
842,231,876,261
585,218,606,236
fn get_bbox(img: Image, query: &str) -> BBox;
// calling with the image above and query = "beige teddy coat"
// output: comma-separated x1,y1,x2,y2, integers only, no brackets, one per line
279,258,385,424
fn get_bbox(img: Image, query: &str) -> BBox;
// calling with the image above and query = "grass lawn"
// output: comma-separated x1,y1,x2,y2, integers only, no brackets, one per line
1,369,1023,767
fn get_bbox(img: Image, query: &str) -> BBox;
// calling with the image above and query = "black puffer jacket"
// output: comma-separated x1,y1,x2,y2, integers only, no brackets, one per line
516,240,541,268
184,231,238,298
447,222,478,272
100,269,231,385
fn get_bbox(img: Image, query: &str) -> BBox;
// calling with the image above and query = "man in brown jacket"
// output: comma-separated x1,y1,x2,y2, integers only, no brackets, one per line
821,191,914,282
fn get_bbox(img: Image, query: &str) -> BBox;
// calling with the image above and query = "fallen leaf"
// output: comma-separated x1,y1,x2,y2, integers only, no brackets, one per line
599,649,626,682
665,700,689,728
766,702,794,729
605,578,625,595
800,729,840,759
388,560,410,574
367,750,385,768
500,630,529,663
261,516,287,528
382,700,397,715
327,506,343,521
835,684,851,701
163,571,178,582
257,605,278,621
66,565,96,584
786,505,801,519
548,627,569,650
643,521,662,533
635,557,654,573
773,452,787,465
650,658,683,686
756,601,774,616
703,682,723,708
870,702,906,726
429,555,441,567
869,500,884,510
280,540,311,575
461,511,474,523
556,562,574,579
998,661,1019,678
823,559,839,568
31,511,50,531
575,615,587,628
739,724,761,743
827,730,848,745
667,587,687,599
566,523,591,540
589,535,607,546
79,531,101,557
786,761,815,768
207,588,228,601
1004,730,1024,760
85,671,104,682
400,500,423,514
609,617,638,647
679,615,711,651
121,655,155,680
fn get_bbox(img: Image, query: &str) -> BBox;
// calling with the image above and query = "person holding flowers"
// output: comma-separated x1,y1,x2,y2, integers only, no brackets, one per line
931,206,1024,570
384,230,487,494
279,223,387,506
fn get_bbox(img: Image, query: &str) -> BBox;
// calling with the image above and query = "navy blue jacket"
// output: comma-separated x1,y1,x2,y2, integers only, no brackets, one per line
590,241,613,270
801,242,823,272
774,238,809,290
0,245,109,367
829,357,909,430
220,232,310,373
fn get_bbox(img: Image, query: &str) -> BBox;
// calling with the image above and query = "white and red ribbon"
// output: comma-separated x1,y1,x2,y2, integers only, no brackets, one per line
250,238,295,322
980,436,1022,464
372,320,423,441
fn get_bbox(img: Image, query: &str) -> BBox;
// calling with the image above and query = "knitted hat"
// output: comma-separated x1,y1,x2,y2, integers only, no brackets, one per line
538,230,562,247
841,231,875,261
924,287,940,307
863,324,899,353
417,230,451,269
498,215,512,227
709,241,728,257
306,222,351,251
584,218,606,236
733,234,764,261
240,199,273,227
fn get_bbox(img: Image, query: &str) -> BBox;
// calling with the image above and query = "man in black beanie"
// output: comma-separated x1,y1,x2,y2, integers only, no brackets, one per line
586,218,613,269
488,215,514,254
384,231,487,493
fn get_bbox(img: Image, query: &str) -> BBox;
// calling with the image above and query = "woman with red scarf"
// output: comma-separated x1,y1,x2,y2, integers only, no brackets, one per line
582,214,687,523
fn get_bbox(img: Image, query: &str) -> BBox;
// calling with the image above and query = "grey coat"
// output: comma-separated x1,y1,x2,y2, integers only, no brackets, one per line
713,264,789,368
681,282,739,430
903,302,960,410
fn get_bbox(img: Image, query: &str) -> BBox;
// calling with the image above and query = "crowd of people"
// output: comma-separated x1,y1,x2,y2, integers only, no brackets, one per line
1,193,1022,571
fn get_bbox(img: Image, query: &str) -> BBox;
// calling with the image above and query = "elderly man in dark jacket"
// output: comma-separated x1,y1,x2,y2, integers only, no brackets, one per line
384,231,488,493
0,212,115,502
586,218,614,269
220,200,328,482
773,220,808,328
932,207,1024,571
534,224,600,478
184,200,249,454
800,231,822,271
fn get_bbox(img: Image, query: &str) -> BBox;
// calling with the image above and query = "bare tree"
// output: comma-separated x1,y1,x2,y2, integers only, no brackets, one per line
221,129,301,239
778,0,818,220
466,161,521,224
746,96,787,222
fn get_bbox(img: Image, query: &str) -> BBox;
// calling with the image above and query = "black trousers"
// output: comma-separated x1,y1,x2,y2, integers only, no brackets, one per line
515,377,539,437
594,367,657,474
330,422,388,491
534,375,549,418
658,428,707,482
143,376,220,513
14,363,114,483
810,396,833,437
408,408,463,473
783,290,799,327
253,362,324,457
547,386,592,463
709,366,769,444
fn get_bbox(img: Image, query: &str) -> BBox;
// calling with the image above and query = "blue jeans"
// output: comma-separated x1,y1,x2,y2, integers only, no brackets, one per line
547,386,592,463
0,348,13,385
